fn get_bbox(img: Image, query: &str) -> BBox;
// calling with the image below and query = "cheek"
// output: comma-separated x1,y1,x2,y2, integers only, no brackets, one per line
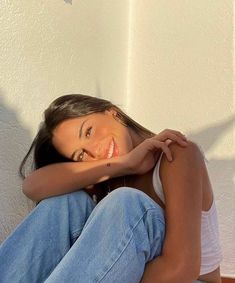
94,126,109,139
115,130,133,156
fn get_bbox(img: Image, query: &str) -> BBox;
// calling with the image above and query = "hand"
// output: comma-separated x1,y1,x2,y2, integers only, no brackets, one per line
156,129,188,147
124,129,188,175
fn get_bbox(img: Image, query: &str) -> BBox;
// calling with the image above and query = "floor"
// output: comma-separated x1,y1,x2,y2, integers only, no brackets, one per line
222,278,235,283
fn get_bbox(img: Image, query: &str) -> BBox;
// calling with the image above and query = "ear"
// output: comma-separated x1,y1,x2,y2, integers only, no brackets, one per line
105,108,117,117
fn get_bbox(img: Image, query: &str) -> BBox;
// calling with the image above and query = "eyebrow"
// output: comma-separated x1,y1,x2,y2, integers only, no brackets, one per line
79,119,88,139
70,119,88,160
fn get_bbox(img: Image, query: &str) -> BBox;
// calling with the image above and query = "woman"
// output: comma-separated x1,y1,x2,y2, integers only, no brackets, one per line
0,94,222,283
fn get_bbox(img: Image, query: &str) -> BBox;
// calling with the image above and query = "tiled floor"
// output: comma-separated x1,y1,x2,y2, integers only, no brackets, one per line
222,278,235,283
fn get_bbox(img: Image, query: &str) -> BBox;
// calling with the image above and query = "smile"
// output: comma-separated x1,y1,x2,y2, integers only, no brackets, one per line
107,139,115,159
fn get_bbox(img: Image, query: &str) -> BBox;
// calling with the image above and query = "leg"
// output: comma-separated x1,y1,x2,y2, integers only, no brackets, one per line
0,190,96,283
45,187,166,283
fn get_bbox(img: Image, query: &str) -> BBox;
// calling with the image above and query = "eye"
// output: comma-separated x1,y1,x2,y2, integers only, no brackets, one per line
75,127,92,161
77,150,87,162
78,151,83,161
85,127,92,138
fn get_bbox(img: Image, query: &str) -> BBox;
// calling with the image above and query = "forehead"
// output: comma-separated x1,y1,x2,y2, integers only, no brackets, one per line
52,112,108,139
55,113,99,129
53,117,83,135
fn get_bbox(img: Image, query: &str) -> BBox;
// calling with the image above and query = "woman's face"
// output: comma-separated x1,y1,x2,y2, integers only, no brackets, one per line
52,109,141,162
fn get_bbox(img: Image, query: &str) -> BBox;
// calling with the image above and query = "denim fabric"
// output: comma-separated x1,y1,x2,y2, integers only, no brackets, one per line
0,187,203,283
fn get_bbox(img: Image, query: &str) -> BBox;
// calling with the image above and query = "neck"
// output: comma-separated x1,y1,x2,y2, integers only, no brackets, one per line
108,128,157,193
128,128,147,147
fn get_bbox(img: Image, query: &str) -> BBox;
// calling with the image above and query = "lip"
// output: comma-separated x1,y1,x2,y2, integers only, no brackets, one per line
112,139,119,157
104,139,114,159
104,138,119,159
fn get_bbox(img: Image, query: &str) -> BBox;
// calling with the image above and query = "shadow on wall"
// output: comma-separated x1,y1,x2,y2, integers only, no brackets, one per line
0,90,35,243
187,114,235,206
186,114,235,205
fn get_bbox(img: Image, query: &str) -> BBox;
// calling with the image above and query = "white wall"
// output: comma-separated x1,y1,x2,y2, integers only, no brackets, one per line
0,0,234,278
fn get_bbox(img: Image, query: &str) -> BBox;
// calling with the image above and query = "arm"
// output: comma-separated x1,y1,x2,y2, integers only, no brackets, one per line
22,156,130,202
140,141,203,283
23,130,188,202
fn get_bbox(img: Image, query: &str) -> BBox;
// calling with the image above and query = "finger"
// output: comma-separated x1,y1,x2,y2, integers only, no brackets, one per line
156,131,187,143
151,141,172,161
161,143,173,161
162,129,188,140
155,132,188,147
167,133,188,146
165,139,173,146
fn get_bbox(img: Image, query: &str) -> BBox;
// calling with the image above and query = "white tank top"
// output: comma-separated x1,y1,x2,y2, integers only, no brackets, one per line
152,150,223,275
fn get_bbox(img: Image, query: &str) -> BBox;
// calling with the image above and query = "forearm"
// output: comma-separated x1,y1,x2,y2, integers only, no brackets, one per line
22,156,131,202
140,256,196,283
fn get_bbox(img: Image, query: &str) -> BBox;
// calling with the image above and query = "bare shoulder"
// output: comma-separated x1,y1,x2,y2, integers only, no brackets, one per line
168,140,204,162
159,140,205,182
159,139,205,189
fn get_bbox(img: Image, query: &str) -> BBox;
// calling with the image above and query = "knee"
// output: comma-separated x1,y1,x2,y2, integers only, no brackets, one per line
101,187,157,213
38,190,94,209
107,187,143,202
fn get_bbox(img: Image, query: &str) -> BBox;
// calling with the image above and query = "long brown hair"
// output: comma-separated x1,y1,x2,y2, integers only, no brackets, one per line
19,94,155,179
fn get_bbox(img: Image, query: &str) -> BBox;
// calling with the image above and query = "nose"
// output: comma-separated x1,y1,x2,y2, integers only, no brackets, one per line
83,140,102,160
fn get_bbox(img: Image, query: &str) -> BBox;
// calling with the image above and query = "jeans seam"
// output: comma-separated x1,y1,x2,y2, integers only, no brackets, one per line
97,207,164,283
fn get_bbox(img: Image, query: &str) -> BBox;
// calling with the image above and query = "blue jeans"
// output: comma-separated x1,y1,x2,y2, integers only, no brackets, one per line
0,187,203,283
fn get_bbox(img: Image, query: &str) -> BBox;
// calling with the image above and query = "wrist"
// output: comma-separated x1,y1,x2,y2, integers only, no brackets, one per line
116,155,134,176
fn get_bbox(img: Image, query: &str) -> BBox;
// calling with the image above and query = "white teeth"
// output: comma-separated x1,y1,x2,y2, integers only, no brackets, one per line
107,140,114,159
